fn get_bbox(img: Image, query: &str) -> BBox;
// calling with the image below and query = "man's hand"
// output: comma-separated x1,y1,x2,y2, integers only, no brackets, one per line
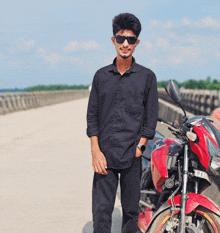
92,149,108,175
135,147,142,157
90,136,108,175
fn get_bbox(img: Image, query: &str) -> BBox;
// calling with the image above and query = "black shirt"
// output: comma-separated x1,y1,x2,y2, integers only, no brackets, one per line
86,57,158,169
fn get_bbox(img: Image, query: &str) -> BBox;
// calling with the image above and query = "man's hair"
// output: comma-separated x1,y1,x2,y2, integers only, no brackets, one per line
112,13,141,38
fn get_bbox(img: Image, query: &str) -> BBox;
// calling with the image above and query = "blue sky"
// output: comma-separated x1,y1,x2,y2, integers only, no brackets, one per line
1,0,220,88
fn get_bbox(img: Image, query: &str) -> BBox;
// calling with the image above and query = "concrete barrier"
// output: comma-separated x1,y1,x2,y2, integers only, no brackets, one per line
158,88,220,115
1,87,218,120
158,99,195,124
0,89,90,115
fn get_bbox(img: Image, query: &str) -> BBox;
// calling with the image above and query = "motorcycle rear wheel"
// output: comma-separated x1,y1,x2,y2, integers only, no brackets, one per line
148,206,220,233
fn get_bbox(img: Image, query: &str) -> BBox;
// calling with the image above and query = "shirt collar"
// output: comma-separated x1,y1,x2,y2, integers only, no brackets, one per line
107,57,138,74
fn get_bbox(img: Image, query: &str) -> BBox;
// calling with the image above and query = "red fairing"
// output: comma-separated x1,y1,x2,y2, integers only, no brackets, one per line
151,138,176,193
190,125,218,169
138,207,152,232
167,193,220,216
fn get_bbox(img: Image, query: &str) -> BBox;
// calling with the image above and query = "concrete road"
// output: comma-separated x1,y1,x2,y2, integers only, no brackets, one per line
0,98,123,233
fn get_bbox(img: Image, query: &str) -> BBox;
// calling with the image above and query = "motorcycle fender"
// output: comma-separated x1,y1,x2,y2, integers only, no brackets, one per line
145,193,220,232
167,193,220,216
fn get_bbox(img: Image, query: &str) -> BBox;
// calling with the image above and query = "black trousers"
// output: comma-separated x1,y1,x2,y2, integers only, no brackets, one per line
92,157,142,233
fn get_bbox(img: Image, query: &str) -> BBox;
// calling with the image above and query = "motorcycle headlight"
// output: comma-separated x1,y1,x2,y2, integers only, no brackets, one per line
207,137,220,176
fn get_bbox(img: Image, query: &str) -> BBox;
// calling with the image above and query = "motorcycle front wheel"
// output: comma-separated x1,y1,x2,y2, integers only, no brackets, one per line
148,206,220,233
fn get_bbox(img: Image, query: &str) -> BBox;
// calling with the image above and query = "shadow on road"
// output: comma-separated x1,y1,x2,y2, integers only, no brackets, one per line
82,207,122,233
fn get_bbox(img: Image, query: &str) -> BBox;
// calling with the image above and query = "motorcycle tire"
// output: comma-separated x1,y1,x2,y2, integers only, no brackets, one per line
147,206,220,233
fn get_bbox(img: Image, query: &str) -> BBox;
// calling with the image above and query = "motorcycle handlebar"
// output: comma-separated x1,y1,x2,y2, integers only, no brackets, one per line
158,117,183,135
158,117,176,129
158,117,167,123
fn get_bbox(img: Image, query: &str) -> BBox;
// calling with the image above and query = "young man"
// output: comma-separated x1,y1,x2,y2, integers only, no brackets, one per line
87,13,158,233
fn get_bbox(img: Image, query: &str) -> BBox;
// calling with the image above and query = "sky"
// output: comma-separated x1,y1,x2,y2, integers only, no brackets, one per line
1,0,220,88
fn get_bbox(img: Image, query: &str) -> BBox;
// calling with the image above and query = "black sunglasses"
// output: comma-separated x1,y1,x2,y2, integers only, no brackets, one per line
114,35,137,44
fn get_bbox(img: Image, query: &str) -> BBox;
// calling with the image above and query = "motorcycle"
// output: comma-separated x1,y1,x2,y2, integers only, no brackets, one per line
138,80,220,233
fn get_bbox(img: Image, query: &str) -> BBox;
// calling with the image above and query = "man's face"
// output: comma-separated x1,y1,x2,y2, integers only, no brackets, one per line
111,29,140,59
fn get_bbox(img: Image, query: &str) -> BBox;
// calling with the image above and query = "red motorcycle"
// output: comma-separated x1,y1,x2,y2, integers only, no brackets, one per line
138,80,220,233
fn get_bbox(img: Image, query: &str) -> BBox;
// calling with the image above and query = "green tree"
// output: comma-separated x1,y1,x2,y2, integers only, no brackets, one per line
25,84,90,92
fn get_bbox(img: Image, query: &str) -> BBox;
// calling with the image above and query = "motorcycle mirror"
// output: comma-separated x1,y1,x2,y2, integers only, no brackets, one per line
165,80,187,120
165,80,182,104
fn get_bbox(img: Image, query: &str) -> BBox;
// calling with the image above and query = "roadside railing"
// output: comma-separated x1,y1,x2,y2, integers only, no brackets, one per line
158,88,220,116
1,88,219,120
0,90,89,115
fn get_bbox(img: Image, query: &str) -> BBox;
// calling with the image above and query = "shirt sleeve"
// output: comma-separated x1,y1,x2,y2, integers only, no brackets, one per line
141,72,159,139
86,72,100,138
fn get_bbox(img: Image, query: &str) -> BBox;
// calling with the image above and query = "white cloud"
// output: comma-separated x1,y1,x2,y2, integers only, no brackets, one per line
141,37,204,68
214,53,220,58
38,48,46,54
8,38,36,53
37,48,64,65
141,16,220,68
46,53,63,64
187,37,197,45
169,56,183,65
150,19,159,28
164,20,175,29
37,48,86,66
64,40,100,52
69,56,84,64
64,41,79,52
151,44,202,67
82,41,99,50
99,55,115,67
156,37,170,50
154,16,220,31
200,16,220,28
147,58,157,67
169,46,201,65
182,18,191,26
142,40,153,51
16,38,35,51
